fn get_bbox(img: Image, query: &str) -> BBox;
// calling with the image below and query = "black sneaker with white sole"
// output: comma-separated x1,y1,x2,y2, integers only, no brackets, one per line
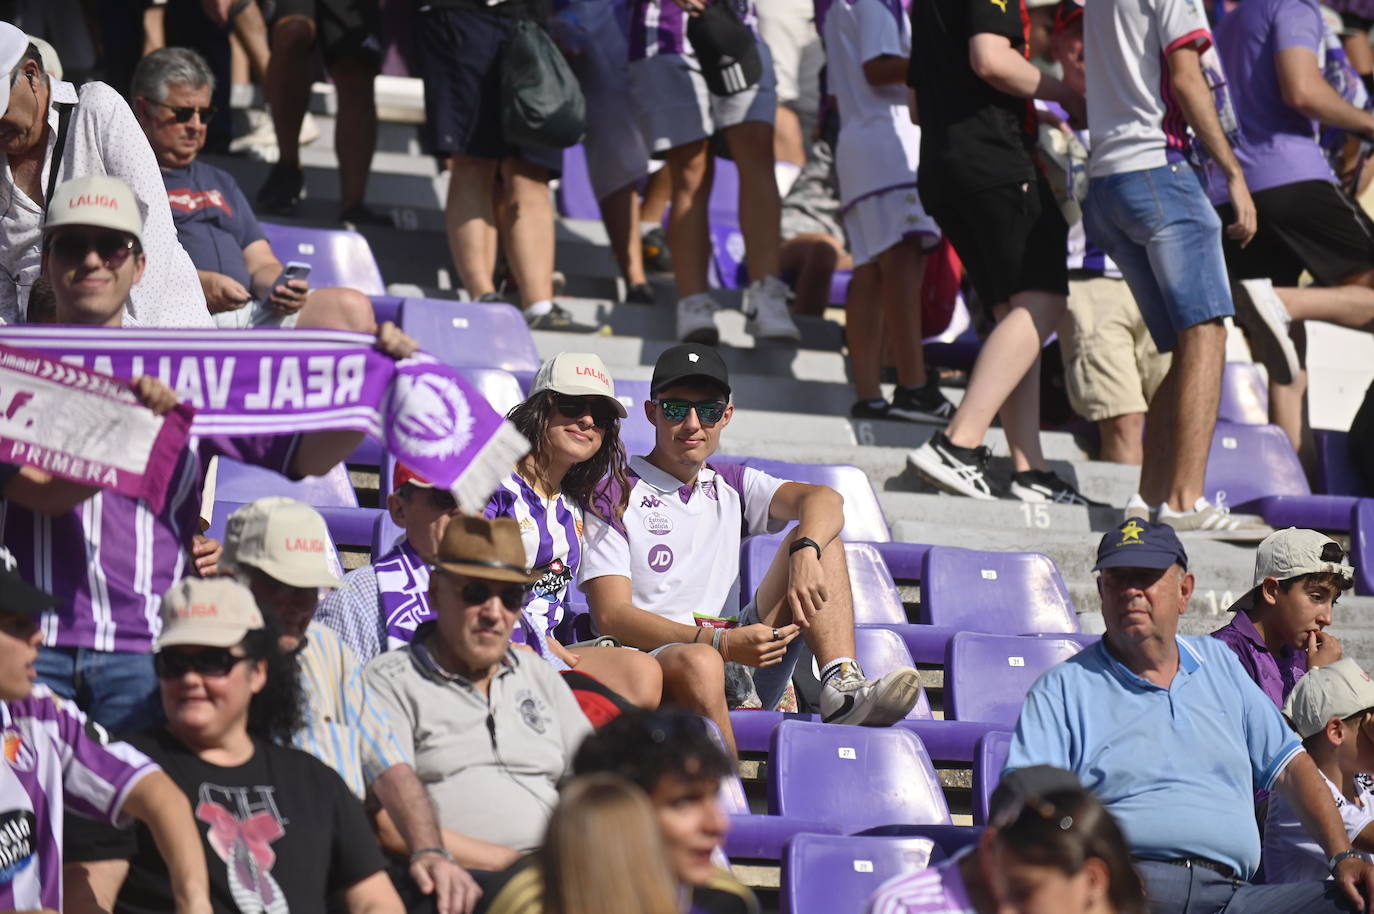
1008,469,1108,507
888,378,955,424
908,431,996,499
525,304,605,334
850,398,891,419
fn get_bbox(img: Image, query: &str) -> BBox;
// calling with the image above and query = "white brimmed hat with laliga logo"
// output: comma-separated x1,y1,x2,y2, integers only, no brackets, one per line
528,352,627,417
43,175,145,245
222,497,342,589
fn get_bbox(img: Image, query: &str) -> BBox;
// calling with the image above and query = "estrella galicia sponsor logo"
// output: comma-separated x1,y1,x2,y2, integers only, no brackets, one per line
644,512,673,536
0,810,35,880
647,545,674,572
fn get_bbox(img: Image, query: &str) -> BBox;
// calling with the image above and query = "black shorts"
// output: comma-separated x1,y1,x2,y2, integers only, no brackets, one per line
413,6,563,172
923,173,1069,310
272,0,381,66
1217,179,1374,286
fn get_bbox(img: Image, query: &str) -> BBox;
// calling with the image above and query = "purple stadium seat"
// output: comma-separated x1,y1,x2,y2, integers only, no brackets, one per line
860,824,982,856
741,459,891,543
740,537,905,621
205,500,346,579
556,145,602,220
709,157,740,221
613,379,657,458
1354,499,1374,596
781,834,940,914
1204,421,1310,508
260,222,386,295
1218,362,1269,425
830,269,852,306
398,298,542,374
1315,429,1369,497
869,542,932,583
920,546,1078,633
944,632,1086,726
727,709,1004,762
972,730,1014,825
212,458,379,547
769,720,951,832
371,510,404,561
369,295,402,326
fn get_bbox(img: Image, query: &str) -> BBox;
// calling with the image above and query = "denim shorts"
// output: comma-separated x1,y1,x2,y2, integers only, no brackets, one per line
1083,162,1234,353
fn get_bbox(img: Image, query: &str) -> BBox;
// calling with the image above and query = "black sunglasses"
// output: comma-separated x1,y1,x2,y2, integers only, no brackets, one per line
150,99,218,124
656,398,727,425
461,580,529,611
48,230,135,268
553,394,617,429
154,648,251,680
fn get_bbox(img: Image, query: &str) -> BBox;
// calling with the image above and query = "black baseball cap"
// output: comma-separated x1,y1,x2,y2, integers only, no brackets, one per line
0,548,56,619
686,1,763,97
650,344,732,396
1052,0,1083,35
1093,519,1189,572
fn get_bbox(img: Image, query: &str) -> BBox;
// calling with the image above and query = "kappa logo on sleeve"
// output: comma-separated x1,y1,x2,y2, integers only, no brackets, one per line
990,0,1008,10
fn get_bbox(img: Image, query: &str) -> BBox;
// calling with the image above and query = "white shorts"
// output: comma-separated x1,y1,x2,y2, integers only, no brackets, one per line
842,186,940,267
630,42,778,156
212,297,302,329
569,2,652,200
756,0,822,117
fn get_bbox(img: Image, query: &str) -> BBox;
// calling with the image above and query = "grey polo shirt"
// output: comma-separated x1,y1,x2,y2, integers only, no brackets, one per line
362,623,593,852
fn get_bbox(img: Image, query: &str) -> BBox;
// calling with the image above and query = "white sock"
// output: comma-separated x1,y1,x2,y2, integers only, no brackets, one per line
525,299,554,318
821,657,859,687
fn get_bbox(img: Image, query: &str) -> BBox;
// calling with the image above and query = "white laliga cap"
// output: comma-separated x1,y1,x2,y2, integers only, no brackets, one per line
0,22,30,120
528,352,627,417
1227,527,1354,612
1284,658,1374,739
44,175,145,246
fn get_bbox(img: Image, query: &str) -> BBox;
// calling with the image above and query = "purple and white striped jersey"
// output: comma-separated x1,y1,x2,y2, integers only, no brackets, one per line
865,854,976,914
485,472,584,663
0,686,157,911
629,0,758,61
0,434,298,653
578,457,787,626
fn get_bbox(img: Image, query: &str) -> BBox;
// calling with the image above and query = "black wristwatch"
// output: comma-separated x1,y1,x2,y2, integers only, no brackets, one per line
789,536,823,561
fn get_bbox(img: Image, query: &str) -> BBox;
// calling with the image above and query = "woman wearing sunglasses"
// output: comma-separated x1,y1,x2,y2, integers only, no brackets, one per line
485,353,663,709
65,577,406,914
868,771,1145,914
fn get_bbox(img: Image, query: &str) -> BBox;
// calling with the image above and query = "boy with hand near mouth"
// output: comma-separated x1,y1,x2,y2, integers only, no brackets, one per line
1213,528,1355,709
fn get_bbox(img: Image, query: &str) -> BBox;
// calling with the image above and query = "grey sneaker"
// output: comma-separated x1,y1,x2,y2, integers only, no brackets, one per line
1158,496,1271,541
743,275,801,342
525,304,606,335
820,662,922,726
1232,279,1299,385
677,292,721,344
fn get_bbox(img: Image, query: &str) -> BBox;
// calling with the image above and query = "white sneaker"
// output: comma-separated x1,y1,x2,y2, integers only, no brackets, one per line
820,662,922,726
1158,496,1271,541
1232,279,1298,385
744,275,801,342
1124,494,1152,522
677,292,721,344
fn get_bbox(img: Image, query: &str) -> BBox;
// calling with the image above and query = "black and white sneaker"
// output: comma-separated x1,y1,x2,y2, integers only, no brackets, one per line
525,304,606,334
851,398,891,419
888,378,956,424
908,431,995,499
1008,469,1108,507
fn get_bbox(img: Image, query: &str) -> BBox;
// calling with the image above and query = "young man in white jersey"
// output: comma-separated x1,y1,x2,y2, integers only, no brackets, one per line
579,344,921,757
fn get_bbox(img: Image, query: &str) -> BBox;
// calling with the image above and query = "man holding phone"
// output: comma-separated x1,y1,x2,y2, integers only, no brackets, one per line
133,47,375,332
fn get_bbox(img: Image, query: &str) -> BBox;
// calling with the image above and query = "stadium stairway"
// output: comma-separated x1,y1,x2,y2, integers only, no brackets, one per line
208,78,1374,903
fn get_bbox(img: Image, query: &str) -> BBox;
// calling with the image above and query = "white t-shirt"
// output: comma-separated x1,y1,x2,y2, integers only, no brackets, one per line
1084,0,1213,176
578,456,787,626
822,0,921,209
1263,770,1374,883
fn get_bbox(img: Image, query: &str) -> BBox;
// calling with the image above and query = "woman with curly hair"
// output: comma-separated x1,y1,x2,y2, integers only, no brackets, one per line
64,577,403,914
484,352,662,709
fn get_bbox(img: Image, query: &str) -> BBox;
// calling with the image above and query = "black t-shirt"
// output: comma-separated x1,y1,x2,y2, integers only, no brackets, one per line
66,729,386,914
908,0,1039,205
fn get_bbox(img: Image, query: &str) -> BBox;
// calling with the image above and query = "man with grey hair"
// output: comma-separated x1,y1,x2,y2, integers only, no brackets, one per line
132,47,374,331
0,19,210,327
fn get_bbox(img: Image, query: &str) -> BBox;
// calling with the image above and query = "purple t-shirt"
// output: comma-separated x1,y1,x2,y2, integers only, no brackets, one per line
0,435,298,653
1211,611,1309,709
0,687,157,911
1213,0,1335,197
162,160,267,292
867,855,975,914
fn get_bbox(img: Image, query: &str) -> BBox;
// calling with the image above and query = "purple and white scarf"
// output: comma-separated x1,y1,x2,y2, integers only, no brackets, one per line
0,326,529,512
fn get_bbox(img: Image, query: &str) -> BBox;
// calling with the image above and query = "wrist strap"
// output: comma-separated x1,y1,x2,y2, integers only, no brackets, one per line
411,847,456,864
1329,849,1362,873
789,536,822,561
711,628,723,654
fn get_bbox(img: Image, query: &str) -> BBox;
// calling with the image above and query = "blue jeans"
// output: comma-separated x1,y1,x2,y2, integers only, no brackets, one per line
1084,162,1235,353
1136,860,1357,914
35,647,164,734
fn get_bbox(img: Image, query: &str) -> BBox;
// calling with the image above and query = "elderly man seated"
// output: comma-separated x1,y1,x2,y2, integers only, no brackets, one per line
363,516,593,871
131,47,373,331
1007,519,1374,914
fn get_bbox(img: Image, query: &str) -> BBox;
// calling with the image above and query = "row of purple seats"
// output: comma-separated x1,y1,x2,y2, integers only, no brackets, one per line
1314,429,1369,497
261,222,386,296
945,631,1094,727
738,459,891,543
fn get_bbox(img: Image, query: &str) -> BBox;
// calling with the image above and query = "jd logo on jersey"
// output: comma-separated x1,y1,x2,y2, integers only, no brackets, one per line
647,545,674,572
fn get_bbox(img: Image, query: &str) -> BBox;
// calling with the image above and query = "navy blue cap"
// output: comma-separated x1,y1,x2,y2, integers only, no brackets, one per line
1093,519,1189,572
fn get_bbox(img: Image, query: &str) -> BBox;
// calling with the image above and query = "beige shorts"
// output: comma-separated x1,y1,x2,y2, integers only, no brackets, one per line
1058,276,1172,421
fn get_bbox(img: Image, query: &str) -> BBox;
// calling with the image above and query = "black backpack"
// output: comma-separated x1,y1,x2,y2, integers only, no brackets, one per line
501,19,586,149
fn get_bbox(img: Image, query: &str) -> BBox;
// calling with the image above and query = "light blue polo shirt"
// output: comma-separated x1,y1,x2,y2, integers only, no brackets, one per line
1006,634,1303,879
